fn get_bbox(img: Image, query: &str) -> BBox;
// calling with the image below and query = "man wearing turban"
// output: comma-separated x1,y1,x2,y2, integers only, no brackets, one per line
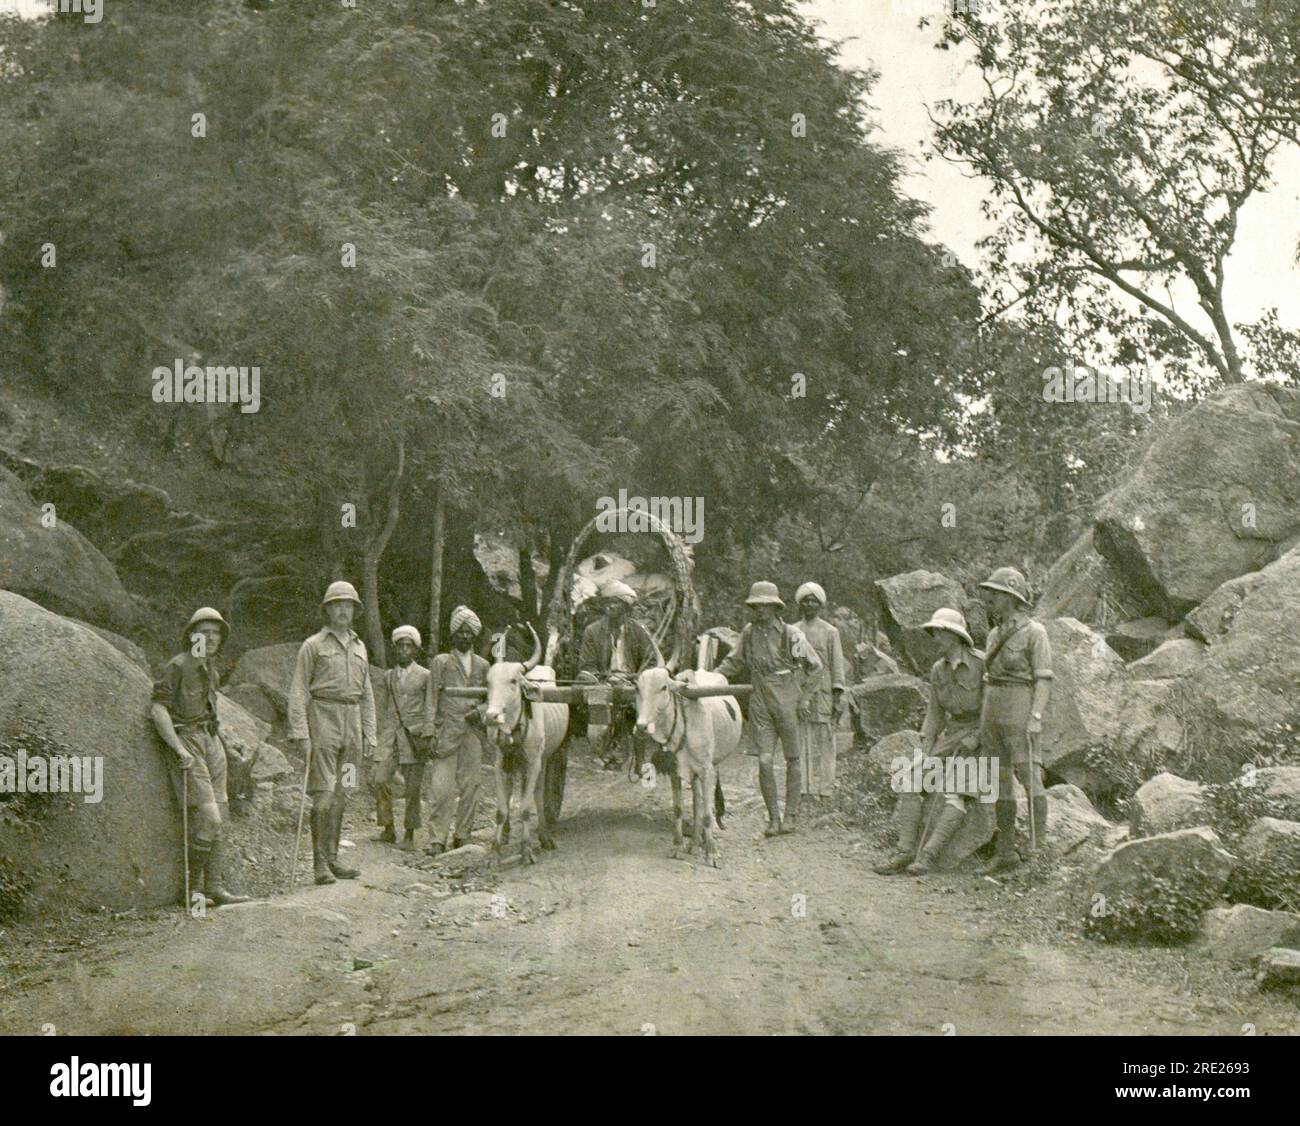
577,580,662,770
793,582,848,798
422,605,489,856
368,625,431,850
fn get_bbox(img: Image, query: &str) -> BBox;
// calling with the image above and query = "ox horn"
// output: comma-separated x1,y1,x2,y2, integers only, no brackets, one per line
664,650,680,676
521,621,541,671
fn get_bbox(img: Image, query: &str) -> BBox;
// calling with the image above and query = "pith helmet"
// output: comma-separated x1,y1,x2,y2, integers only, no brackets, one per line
183,606,229,646
322,580,362,607
979,567,1031,606
744,581,784,607
921,607,973,648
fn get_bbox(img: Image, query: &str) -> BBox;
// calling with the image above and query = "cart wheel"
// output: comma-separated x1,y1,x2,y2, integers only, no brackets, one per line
543,744,567,827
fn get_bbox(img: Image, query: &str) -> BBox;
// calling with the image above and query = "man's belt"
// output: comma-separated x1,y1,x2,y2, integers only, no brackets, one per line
984,676,1033,688
948,710,981,723
173,717,217,733
310,692,363,705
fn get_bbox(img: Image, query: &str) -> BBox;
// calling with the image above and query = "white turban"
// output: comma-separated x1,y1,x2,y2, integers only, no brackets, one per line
391,625,422,648
449,606,482,637
795,582,827,606
602,581,637,605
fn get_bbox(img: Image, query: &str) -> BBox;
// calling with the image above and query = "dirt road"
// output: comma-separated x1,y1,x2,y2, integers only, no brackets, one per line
2,753,1295,1035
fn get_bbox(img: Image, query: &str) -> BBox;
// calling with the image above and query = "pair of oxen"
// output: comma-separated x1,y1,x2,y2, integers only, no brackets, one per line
476,626,739,869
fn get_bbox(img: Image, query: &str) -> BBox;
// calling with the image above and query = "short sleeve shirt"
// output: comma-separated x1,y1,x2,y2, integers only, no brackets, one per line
984,613,1053,685
152,652,219,725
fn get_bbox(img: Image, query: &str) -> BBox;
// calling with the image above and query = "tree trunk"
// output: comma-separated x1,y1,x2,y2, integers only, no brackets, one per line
518,539,538,620
362,437,405,668
428,486,446,658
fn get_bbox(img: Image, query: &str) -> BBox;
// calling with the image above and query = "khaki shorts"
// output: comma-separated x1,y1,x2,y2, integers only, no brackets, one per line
169,727,228,808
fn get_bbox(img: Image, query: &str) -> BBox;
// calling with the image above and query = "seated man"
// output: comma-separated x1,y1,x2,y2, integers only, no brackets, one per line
577,581,662,769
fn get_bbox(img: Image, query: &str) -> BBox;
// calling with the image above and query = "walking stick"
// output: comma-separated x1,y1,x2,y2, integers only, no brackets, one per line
1027,729,1039,854
289,743,313,888
182,769,190,913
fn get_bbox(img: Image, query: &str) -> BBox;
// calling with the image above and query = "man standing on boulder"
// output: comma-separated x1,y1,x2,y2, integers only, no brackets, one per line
151,607,252,908
792,582,847,798
288,582,377,885
714,582,822,836
367,625,430,851
422,606,490,857
874,608,983,876
977,567,1054,874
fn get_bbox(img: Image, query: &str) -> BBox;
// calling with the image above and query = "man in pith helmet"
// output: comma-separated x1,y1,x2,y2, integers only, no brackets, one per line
287,581,377,885
368,625,431,850
714,581,822,837
793,582,847,798
874,607,984,875
150,607,252,908
977,567,1053,874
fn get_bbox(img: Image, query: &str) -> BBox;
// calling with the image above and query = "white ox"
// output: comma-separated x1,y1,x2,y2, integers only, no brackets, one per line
634,665,742,867
484,624,569,865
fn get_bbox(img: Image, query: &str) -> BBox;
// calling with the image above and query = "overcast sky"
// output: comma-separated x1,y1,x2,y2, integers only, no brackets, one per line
802,0,1300,331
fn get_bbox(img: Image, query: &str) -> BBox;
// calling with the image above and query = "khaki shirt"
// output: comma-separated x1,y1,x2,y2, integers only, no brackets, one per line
715,620,822,684
922,648,984,746
152,652,220,727
287,627,377,745
983,612,1054,687
795,616,846,724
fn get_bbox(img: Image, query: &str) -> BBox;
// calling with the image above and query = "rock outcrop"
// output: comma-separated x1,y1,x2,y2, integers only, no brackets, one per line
1094,384,1300,620
0,467,135,632
871,570,970,673
1128,772,1208,838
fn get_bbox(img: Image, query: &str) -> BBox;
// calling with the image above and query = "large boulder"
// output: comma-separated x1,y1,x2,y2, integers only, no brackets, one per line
1255,948,1300,991
0,591,179,916
1251,767,1300,822
1036,529,1145,625
1037,618,1128,788
1226,817,1300,911
1094,383,1300,620
871,570,970,673
1083,826,1235,942
1200,905,1300,962
1129,772,1209,838
1127,638,1207,680
866,730,921,788
214,694,292,783
226,642,301,718
1186,548,1300,749
1104,617,1179,662
0,468,134,632
1044,783,1126,857
851,674,928,741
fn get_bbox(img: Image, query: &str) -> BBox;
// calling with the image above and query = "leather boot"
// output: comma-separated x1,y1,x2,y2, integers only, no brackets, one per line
327,800,360,880
399,830,417,851
906,804,965,874
979,800,1021,874
1031,795,1048,849
759,759,781,836
874,795,924,874
205,839,252,906
376,824,397,844
781,759,802,833
311,807,335,885
184,841,215,908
